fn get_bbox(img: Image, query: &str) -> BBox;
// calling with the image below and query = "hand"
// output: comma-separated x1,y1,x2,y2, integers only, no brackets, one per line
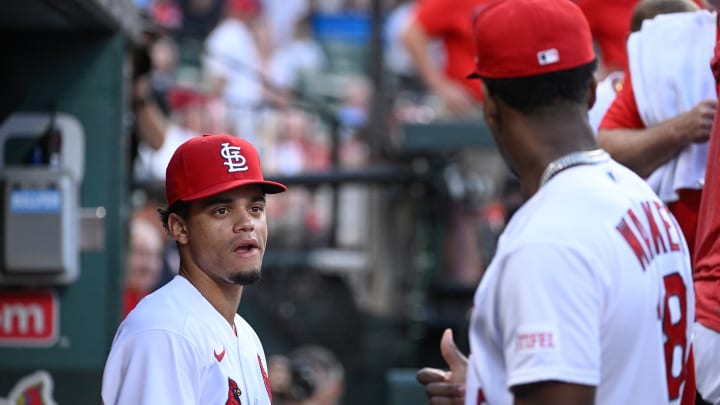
416,328,468,405
435,80,479,117
132,74,151,102
676,98,717,144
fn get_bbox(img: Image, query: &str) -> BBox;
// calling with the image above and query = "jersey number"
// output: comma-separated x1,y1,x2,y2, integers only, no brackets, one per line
663,273,687,400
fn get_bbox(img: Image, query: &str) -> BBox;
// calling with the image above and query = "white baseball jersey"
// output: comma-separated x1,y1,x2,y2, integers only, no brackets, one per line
102,276,273,405
465,160,694,405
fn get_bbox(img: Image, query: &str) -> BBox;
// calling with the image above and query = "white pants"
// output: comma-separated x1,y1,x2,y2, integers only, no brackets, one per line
694,322,720,405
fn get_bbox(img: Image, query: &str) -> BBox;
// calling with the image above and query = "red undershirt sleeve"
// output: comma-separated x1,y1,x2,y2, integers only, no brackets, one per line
598,70,645,130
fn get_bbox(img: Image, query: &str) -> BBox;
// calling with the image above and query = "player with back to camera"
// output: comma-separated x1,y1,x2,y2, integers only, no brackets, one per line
102,134,287,404
416,0,695,404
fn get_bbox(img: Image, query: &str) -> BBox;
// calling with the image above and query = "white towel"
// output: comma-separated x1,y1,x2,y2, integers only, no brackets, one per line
628,10,717,203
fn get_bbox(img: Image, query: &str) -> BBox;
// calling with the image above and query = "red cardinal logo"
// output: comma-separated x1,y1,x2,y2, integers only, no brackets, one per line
0,370,57,405
225,378,242,405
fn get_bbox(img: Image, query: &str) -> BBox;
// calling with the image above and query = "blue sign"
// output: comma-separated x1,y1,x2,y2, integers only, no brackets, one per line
9,189,61,213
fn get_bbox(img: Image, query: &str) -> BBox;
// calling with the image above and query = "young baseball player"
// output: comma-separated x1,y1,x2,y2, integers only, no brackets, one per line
102,134,286,404
416,0,695,404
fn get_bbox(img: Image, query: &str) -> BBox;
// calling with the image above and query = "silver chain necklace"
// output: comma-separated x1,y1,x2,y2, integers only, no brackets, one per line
539,149,610,188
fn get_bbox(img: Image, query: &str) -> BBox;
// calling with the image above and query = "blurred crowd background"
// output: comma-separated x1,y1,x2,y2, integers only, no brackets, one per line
2,0,718,403
124,0,516,403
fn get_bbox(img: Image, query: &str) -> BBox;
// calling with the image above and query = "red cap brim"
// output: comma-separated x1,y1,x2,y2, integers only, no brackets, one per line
176,179,287,204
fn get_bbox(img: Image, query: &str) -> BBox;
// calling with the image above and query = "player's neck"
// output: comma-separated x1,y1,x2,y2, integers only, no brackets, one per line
179,266,243,326
500,103,597,197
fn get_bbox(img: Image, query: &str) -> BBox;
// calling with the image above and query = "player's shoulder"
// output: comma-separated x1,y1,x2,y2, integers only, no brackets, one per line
505,161,657,242
233,316,264,357
547,160,656,209
120,276,204,336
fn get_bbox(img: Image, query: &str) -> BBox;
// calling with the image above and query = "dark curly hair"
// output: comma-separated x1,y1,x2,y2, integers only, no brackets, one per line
157,200,191,233
480,60,598,114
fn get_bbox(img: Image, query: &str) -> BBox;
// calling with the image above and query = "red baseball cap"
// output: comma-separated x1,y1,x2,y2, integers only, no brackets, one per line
165,134,286,206
468,0,595,79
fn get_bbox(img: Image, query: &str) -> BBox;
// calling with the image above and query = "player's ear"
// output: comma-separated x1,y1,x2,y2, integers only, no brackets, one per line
482,83,499,133
168,213,189,244
587,76,597,110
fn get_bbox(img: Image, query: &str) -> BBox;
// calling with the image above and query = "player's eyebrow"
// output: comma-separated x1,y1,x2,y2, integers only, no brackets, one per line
249,195,266,204
200,194,266,208
201,196,232,208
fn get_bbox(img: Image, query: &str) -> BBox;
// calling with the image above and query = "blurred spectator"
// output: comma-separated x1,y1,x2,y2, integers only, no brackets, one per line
312,0,346,14
203,0,264,107
575,0,640,78
336,75,371,141
399,0,507,284
384,0,443,88
129,11,164,177
133,0,154,9
270,13,328,91
176,0,225,43
150,0,184,32
123,216,165,317
249,13,305,106
149,35,180,115
261,0,310,49
133,82,209,181
259,108,331,247
270,345,345,405
400,0,487,117
131,28,232,184
476,174,522,269
265,108,316,175
203,0,290,141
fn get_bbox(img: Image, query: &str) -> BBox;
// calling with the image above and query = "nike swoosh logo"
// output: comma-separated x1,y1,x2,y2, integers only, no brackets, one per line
214,348,226,362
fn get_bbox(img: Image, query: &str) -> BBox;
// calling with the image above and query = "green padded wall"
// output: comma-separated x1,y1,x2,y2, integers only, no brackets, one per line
0,32,128,404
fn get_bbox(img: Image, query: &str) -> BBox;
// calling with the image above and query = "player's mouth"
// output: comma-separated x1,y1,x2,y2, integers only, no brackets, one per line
233,240,260,257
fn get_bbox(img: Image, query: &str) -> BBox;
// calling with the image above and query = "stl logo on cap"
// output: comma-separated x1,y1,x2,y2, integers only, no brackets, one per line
165,134,286,207
220,142,249,173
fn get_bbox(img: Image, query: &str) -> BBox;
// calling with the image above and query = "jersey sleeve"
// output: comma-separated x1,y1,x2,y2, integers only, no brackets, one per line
498,243,603,389
599,70,645,130
102,329,203,405
413,0,452,36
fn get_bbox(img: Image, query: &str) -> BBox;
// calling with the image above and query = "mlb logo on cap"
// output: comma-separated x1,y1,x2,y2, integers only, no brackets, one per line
468,0,595,79
537,49,560,66
165,134,286,206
